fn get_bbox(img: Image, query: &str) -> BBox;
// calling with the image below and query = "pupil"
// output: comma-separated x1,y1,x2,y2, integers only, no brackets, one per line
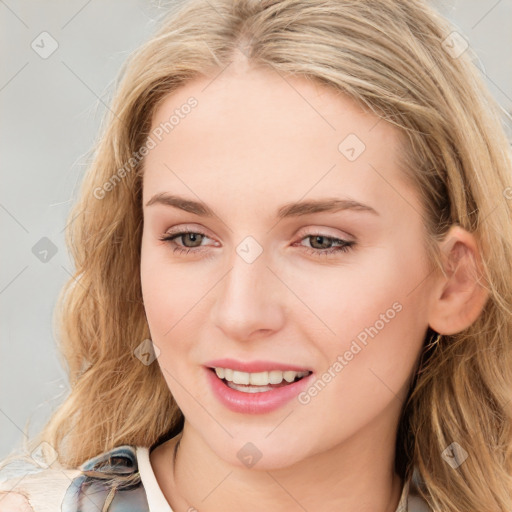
312,235,330,249
186,233,202,246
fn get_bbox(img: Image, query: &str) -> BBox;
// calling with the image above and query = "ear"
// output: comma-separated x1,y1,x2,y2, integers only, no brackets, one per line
428,225,490,335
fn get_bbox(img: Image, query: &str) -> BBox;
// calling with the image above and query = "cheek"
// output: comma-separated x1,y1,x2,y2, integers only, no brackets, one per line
140,243,166,332
141,241,198,334
291,246,428,376
297,269,426,438
140,240,214,381
140,246,210,409
287,247,424,333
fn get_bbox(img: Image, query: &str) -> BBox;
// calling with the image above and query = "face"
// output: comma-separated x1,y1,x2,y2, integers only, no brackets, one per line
140,63,434,470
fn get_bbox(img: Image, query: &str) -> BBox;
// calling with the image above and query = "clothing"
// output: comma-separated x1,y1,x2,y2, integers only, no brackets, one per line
137,446,173,511
0,444,431,511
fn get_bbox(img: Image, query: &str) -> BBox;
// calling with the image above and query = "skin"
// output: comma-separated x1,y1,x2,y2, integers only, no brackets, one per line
0,492,34,512
139,55,489,512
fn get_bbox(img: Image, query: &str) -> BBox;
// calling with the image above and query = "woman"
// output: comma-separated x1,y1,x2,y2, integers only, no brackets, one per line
1,0,511,510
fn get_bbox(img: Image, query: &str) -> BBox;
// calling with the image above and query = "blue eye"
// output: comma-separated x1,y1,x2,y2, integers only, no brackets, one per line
158,230,355,257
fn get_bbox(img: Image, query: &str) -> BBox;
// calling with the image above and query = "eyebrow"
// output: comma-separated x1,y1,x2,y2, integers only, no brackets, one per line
145,193,379,218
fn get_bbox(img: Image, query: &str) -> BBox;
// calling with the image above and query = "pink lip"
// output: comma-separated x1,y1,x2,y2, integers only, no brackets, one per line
204,366,315,414
204,358,312,373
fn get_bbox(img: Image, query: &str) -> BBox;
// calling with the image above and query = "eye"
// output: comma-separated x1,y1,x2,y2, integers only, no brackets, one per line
293,232,355,257
158,229,215,255
159,228,355,258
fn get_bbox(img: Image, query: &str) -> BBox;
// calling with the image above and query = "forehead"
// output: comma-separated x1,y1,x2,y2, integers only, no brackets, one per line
142,66,418,223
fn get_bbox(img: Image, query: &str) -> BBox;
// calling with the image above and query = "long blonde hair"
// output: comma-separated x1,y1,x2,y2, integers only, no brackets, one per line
2,1,512,510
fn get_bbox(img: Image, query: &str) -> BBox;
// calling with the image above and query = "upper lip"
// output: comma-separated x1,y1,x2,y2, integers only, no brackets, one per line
205,358,313,373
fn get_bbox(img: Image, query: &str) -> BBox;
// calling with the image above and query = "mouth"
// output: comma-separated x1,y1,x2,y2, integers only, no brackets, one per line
207,366,313,393
204,364,316,414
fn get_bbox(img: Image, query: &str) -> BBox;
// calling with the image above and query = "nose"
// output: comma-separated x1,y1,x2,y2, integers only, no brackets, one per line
210,246,286,341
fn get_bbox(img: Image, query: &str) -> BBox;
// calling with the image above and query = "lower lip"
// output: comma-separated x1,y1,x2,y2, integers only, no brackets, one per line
205,367,314,414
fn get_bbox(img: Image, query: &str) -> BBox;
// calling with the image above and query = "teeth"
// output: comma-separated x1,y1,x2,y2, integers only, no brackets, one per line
214,367,310,385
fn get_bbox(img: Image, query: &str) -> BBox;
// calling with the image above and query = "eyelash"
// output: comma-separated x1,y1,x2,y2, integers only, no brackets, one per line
158,229,355,258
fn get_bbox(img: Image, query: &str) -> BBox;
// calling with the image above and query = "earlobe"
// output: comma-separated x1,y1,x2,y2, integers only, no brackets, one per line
428,226,490,336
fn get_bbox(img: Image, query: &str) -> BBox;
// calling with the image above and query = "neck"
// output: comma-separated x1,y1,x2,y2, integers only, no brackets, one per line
151,421,405,512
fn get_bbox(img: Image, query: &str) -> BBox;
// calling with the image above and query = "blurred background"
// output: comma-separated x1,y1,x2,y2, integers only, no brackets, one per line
1,0,511,461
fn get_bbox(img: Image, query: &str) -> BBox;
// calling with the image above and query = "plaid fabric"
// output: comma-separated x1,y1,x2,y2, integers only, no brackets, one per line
62,446,150,512
0,444,432,511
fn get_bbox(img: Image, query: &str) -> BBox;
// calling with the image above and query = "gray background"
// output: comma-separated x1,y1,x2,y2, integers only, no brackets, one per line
1,0,511,460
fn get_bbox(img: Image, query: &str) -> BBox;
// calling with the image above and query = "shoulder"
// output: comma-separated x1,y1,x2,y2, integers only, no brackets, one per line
0,464,80,512
0,445,150,512
407,468,432,512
